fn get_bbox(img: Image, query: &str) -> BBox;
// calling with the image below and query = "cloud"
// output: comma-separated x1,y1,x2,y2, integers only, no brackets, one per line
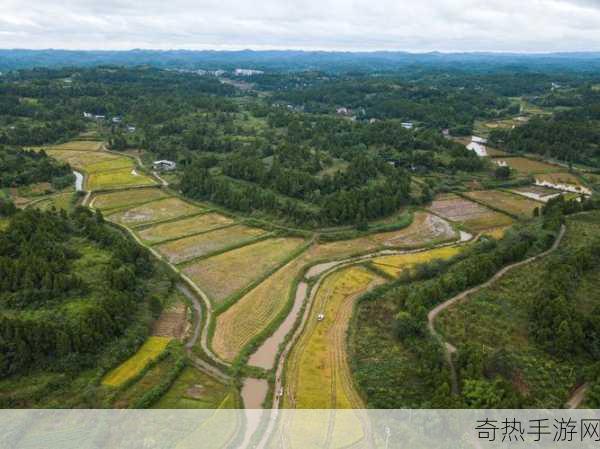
1,0,600,51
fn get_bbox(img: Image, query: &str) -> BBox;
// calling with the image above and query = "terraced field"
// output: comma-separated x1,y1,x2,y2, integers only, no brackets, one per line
427,193,513,231
109,197,203,226
102,337,172,387
510,185,561,202
370,245,464,277
157,224,267,264
494,157,560,174
138,213,234,244
283,266,383,408
92,188,170,212
183,237,306,306
463,190,541,218
87,168,156,191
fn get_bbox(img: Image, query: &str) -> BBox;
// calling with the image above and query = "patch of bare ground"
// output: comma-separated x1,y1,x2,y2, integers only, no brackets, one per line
152,302,188,340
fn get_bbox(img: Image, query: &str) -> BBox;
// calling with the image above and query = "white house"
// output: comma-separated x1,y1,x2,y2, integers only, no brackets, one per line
472,136,487,144
153,160,177,171
401,122,414,130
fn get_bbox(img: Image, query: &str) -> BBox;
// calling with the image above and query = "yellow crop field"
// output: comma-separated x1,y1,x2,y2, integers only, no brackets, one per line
369,211,456,247
109,197,203,226
371,245,463,277
102,336,171,387
87,167,157,191
50,140,104,151
495,157,560,174
183,237,305,305
283,266,382,409
85,157,135,173
536,172,586,188
464,190,541,218
157,224,267,264
92,188,169,212
138,213,234,244
428,193,513,231
45,149,119,170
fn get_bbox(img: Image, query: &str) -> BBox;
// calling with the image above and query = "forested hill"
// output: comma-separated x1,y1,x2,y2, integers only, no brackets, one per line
2,50,600,72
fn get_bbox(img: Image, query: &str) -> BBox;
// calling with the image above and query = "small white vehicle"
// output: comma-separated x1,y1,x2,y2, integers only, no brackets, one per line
317,313,325,321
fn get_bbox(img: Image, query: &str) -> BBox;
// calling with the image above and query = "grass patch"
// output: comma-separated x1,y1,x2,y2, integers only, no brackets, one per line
495,157,561,175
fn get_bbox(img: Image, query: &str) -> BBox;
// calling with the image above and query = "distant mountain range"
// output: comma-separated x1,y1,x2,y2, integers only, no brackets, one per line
2,49,600,73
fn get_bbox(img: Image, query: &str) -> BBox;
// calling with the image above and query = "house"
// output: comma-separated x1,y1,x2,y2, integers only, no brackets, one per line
83,112,93,119
112,116,122,124
126,125,136,133
336,107,350,115
234,68,264,76
153,160,177,171
94,115,105,120
401,122,414,130
472,136,487,144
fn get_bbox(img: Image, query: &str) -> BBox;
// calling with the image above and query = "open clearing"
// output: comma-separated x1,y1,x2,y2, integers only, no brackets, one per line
109,197,203,226
183,237,305,305
154,367,235,409
157,224,267,264
87,167,157,191
371,245,464,277
494,157,561,174
283,266,382,408
463,190,541,218
102,337,171,387
427,193,513,231
92,188,169,212
138,212,234,244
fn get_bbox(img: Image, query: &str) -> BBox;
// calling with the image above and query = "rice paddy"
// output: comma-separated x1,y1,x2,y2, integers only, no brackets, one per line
102,337,172,387
91,188,169,212
109,197,203,226
157,224,267,264
283,266,382,409
138,212,234,244
463,190,541,218
87,167,156,191
183,237,306,305
427,193,514,231
370,245,464,277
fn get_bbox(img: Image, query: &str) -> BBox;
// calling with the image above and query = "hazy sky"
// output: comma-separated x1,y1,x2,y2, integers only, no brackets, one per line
2,0,600,52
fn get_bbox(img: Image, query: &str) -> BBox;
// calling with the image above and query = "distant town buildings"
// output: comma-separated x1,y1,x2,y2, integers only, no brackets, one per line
234,68,264,76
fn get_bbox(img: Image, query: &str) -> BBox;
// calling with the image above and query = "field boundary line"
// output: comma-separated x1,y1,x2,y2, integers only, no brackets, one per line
146,222,239,247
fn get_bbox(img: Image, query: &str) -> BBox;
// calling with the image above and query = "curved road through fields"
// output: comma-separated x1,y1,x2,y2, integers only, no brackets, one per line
428,224,566,395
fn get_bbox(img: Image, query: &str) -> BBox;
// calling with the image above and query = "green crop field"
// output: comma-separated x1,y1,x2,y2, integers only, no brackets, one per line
109,197,203,226
91,188,170,212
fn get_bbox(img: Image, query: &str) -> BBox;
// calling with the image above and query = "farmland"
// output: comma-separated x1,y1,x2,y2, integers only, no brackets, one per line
283,266,383,408
102,337,172,388
87,167,156,191
510,185,561,202
154,367,236,408
535,172,587,189
463,190,541,218
91,187,170,212
182,237,306,305
157,224,267,264
109,197,203,226
138,212,234,244
493,157,561,174
427,193,514,231
370,245,464,277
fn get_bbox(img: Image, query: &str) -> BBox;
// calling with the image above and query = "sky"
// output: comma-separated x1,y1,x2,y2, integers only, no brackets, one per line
2,0,600,52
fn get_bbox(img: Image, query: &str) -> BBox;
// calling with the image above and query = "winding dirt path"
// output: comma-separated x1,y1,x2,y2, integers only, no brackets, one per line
428,224,566,395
